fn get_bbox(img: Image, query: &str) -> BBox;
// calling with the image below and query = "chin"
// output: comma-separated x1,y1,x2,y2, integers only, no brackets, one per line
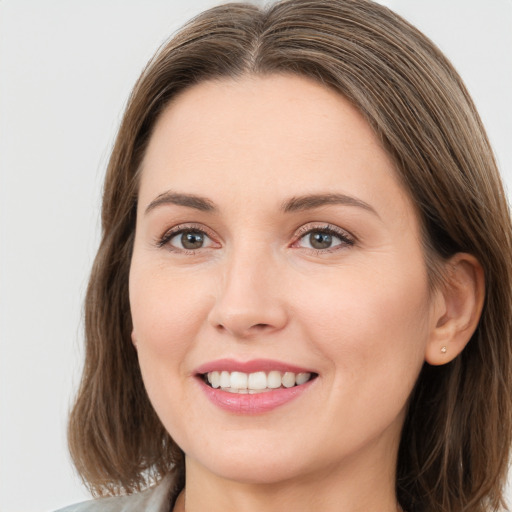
185,439,314,485
203,459,305,485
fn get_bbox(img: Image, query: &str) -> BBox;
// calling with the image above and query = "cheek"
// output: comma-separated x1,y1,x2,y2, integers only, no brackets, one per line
129,262,211,435
295,267,431,450
292,260,431,383
129,261,212,357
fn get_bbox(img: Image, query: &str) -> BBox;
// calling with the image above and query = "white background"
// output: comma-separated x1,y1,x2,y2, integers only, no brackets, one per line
0,1,511,511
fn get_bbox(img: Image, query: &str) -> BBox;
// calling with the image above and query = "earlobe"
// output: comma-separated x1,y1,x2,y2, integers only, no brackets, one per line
131,330,138,349
425,253,485,366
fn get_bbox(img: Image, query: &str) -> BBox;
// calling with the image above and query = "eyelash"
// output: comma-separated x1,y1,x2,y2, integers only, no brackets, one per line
156,223,218,255
293,223,355,253
157,223,355,255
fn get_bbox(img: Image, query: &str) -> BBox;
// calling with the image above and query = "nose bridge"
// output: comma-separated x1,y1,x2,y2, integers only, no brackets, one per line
208,237,288,338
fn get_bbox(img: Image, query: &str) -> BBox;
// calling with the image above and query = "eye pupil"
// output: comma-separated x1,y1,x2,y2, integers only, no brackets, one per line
310,232,332,249
181,231,204,249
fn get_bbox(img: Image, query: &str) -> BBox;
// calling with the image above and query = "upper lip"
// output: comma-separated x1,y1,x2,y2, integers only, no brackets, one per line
195,358,316,375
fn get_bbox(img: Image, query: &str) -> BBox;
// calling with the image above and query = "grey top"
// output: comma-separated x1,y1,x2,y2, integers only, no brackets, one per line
54,474,176,512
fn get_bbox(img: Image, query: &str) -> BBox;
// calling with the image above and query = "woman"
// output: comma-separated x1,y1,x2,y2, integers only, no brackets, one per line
60,0,512,511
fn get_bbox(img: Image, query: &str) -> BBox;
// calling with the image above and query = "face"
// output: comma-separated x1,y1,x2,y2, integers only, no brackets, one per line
129,74,438,485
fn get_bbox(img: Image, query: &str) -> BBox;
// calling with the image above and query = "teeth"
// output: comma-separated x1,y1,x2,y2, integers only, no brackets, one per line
209,371,220,388
267,371,282,389
220,371,230,388
282,372,295,388
205,370,313,392
248,371,267,390
296,372,310,385
230,371,248,389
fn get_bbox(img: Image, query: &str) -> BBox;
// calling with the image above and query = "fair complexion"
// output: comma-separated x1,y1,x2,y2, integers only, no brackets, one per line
129,74,484,512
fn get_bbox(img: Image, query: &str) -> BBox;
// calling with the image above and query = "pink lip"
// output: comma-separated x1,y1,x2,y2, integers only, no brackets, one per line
194,358,317,415
197,378,315,414
194,358,314,375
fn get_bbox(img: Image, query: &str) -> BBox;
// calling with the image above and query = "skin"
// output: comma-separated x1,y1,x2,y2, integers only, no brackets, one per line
129,74,484,512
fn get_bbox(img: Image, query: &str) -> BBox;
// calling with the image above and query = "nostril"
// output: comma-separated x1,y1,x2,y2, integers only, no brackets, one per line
214,322,271,334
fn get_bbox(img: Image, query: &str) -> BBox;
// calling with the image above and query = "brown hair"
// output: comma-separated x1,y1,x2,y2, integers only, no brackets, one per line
68,1,512,510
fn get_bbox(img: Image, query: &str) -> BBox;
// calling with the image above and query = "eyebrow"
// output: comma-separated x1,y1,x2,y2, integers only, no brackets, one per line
145,191,217,214
145,190,377,217
282,193,378,216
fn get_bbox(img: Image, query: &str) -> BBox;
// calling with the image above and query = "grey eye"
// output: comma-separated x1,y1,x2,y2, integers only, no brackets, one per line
169,230,213,250
309,232,334,249
181,231,205,249
298,229,345,250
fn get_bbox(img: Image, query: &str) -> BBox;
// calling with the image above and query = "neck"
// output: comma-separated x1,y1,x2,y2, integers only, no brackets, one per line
176,449,401,512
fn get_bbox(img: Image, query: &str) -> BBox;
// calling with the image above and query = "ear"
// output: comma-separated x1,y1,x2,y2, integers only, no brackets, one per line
131,330,138,350
425,253,485,365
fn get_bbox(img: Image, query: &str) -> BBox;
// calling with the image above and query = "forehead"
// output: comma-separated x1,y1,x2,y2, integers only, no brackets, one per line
139,74,413,222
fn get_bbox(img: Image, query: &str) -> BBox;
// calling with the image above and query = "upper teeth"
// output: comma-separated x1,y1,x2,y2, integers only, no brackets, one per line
206,371,312,393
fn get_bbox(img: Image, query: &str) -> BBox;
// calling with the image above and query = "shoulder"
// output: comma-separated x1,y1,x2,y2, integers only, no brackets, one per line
54,474,176,512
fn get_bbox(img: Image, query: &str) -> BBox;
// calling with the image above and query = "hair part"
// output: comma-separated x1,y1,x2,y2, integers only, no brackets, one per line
69,1,512,511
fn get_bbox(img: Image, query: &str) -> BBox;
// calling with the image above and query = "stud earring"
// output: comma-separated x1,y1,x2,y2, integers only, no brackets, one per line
441,346,447,354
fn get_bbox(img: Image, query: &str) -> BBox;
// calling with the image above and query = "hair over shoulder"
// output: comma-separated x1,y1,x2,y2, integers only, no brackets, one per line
68,1,512,511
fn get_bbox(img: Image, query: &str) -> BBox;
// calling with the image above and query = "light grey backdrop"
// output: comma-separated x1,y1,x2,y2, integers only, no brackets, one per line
1,1,511,511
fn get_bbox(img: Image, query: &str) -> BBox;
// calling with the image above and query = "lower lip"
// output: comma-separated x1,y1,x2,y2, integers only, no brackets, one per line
198,378,315,414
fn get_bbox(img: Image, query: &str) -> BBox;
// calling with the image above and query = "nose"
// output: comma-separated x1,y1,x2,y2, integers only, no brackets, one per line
207,247,288,339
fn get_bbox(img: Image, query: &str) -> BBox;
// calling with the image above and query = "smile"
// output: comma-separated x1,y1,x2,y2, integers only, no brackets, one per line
195,359,318,414
203,370,314,393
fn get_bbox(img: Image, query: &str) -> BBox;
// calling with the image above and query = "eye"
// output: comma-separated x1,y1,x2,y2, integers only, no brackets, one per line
173,230,212,250
294,225,354,251
158,225,216,252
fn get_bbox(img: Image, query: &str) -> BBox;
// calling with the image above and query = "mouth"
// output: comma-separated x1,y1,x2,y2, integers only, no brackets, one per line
194,359,318,413
200,370,317,394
